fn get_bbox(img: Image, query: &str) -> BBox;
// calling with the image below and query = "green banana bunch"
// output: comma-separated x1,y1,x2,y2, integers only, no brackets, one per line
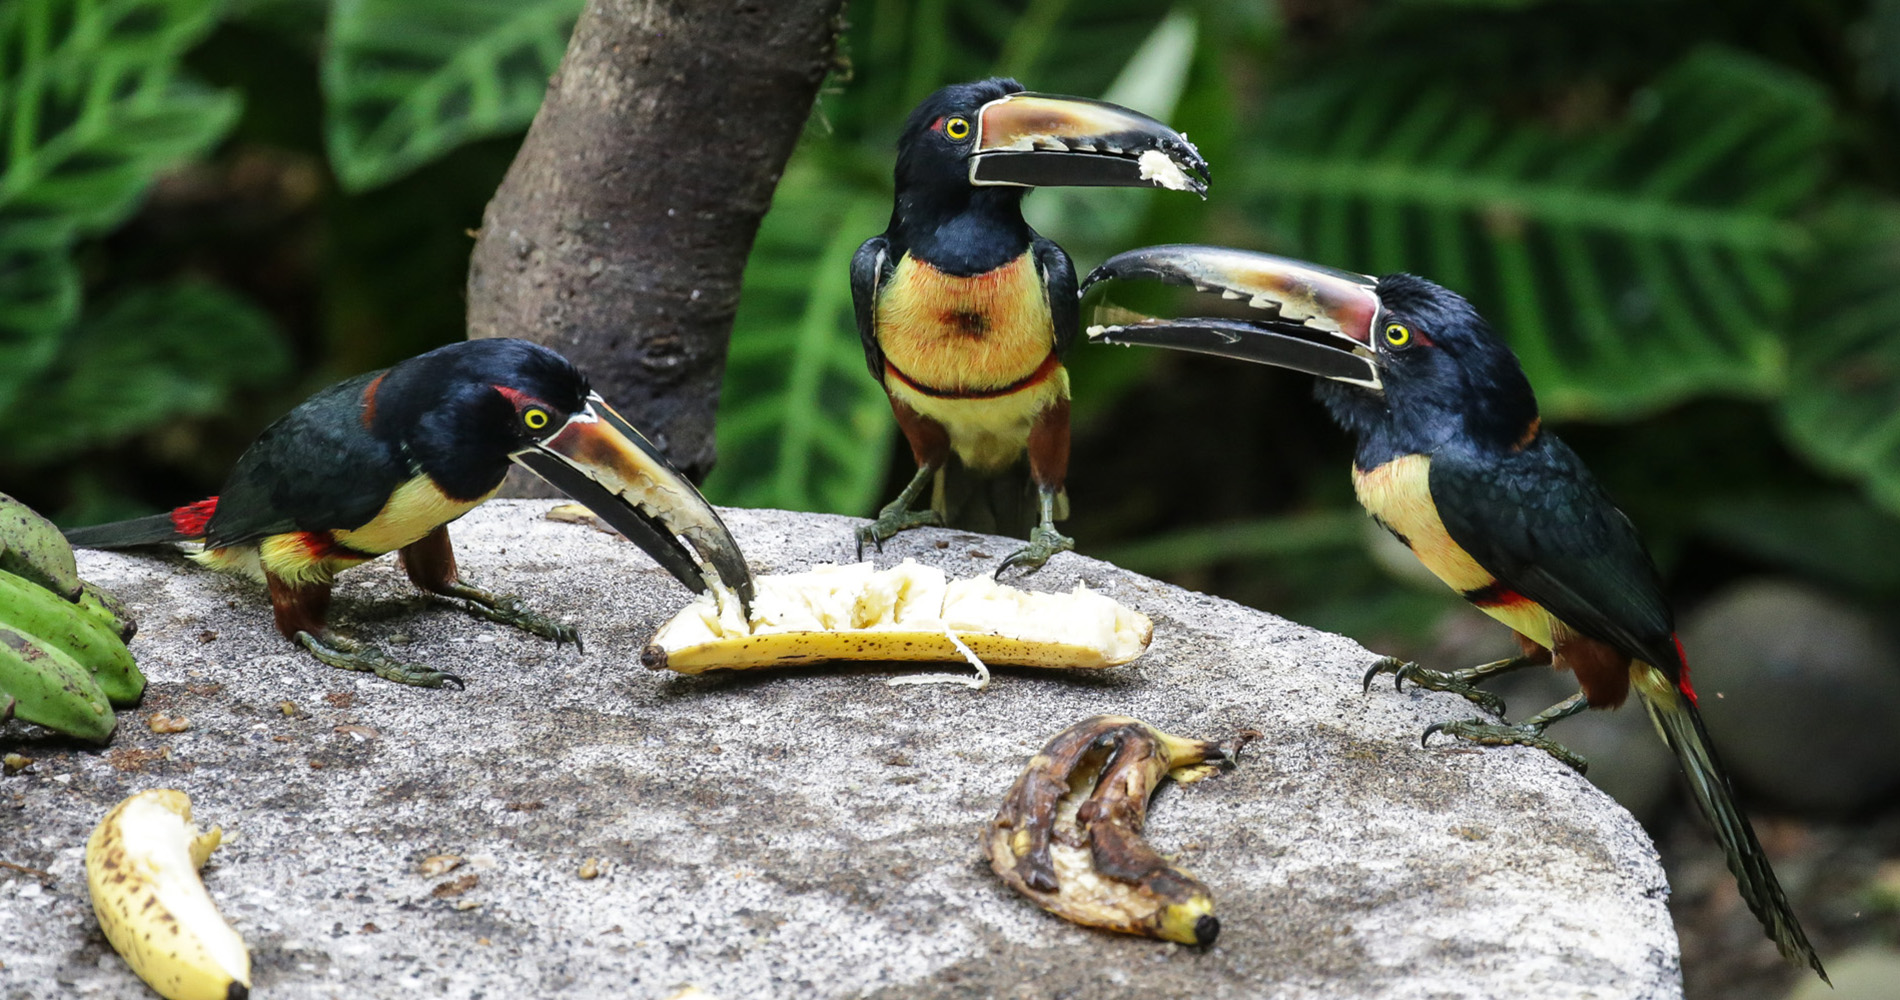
0,494,142,742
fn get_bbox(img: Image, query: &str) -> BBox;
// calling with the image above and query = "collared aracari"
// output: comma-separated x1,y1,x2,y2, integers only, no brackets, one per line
852,78,1209,575
1080,245,1826,980
65,339,753,688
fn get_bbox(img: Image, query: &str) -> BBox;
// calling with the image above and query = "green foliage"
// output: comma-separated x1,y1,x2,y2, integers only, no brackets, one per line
0,283,288,463
1246,47,1825,419
0,0,241,411
1779,198,1900,515
703,179,893,514
322,0,581,191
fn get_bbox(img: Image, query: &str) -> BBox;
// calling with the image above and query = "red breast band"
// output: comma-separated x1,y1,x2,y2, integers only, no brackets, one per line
884,352,1061,401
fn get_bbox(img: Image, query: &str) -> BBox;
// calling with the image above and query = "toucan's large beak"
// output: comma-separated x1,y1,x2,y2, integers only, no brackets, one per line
513,393,755,616
1079,244,1384,390
970,93,1210,196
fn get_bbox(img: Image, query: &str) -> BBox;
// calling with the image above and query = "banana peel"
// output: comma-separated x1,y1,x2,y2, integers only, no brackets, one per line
641,560,1152,674
985,715,1246,946
87,789,251,1000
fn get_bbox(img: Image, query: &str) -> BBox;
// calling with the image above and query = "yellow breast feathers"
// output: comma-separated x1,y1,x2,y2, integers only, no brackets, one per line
1352,454,1556,647
876,253,1055,393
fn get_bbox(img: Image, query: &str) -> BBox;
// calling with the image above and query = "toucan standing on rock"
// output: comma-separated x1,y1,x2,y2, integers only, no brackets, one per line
1081,245,1826,980
852,78,1209,574
66,339,753,688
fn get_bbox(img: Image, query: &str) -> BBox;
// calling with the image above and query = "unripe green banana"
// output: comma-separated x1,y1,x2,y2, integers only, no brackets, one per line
78,580,138,642
88,789,252,1000
0,625,115,742
0,494,82,601
0,569,143,706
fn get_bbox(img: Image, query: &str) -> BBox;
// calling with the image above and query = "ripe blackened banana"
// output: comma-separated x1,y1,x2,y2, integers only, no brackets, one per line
88,789,251,1000
0,569,143,706
0,624,116,742
0,493,82,600
985,715,1238,946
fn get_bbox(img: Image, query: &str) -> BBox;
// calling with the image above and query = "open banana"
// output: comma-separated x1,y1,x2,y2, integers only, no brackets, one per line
642,560,1152,674
985,715,1238,946
87,789,252,1000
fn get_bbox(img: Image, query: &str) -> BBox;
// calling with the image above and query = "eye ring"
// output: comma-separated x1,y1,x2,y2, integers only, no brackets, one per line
523,408,550,431
1383,323,1412,348
944,116,971,141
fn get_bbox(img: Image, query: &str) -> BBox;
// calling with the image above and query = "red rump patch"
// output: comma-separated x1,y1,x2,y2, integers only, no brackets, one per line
360,372,386,430
169,498,218,539
1673,633,1697,705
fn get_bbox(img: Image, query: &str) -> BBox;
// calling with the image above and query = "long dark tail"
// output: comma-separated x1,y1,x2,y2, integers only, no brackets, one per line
1640,669,1827,981
64,498,216,550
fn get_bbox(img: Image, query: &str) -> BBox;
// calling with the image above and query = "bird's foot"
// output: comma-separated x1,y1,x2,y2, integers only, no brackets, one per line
438,582,582,652
854,505,943,559
1421,719,1589,773
995,524,1075,578
295,631,463,689
1362,655,1507,717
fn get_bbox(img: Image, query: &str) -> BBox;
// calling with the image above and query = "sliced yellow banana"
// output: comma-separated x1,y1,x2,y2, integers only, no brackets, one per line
640,560,1152,674
986,715,1236,946
87,789,251,1000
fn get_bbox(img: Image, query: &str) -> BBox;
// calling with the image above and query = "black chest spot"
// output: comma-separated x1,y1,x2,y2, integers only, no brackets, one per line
944,309,990,338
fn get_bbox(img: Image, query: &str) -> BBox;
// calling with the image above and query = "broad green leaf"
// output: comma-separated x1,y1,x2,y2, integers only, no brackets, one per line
702,166,893,514
323,0,582,191
0,0,241,410
0,282,290,463
1245,46,1825,419
1778,197,1900,517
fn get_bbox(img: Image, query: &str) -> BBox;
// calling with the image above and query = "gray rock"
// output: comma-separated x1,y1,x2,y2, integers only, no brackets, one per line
0,502,1680,999
1682,579,1900,814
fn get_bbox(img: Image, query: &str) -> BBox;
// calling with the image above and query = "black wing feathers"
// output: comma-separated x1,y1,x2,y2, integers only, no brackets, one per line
204,372,408,547
1430,437,1682,676
851,235,894,380
1032,236,1079,359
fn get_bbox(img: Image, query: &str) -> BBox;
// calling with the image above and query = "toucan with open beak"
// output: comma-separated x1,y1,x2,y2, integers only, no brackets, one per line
852,78,1209,575
65,338,753,688
1081,245,1826,980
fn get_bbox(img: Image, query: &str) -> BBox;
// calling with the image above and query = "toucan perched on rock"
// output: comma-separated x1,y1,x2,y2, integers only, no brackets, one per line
66,339,753,688
852,78,1209,574
1081,245,1826,979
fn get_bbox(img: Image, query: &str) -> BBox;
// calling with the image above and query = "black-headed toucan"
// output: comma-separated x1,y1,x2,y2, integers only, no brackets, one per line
1081,245,1826,980
852,78,1209,574
66,339,753,688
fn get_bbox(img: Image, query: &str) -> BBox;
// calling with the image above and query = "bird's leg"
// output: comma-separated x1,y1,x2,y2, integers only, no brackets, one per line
858,399,952,558
1362,636,1551,717
996,488,1075,577
856,463,944,558
267,570,462,689
1421,692,1591,773
1361,654,1545,718
399,527,580,649
295,631,463,689
996,398,1075,577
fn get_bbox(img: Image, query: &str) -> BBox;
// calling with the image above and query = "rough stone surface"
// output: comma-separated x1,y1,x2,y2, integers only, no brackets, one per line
0,502,1680,999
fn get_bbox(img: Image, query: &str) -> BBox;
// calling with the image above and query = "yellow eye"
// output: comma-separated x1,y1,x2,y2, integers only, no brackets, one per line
945,116,971,140
523,408,549,430
1384,323,1411,347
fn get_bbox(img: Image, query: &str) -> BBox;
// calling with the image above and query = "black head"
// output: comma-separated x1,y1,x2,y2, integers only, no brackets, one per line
1318,274,1540,457
372,338,592,498
895,78,1025,193
891,78,1029,240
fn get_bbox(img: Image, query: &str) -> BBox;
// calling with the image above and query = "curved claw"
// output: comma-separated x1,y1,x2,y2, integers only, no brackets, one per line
1420,721,1449,748
1361,656,1408,694
436,672,466,691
